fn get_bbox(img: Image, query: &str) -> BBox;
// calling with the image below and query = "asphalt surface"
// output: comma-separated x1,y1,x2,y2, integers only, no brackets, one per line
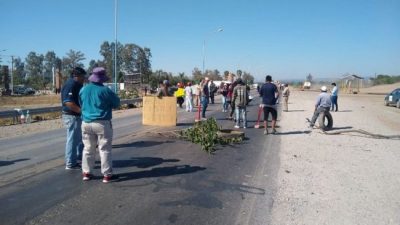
0,94,281,225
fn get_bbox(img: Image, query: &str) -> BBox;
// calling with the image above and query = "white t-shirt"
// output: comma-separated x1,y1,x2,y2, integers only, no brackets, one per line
185,86,193,98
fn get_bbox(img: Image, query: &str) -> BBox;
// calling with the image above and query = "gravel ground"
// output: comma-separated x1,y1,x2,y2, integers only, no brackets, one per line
270,90,400,225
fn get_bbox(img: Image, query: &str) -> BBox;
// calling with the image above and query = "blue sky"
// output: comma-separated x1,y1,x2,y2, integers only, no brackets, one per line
0,0,399,81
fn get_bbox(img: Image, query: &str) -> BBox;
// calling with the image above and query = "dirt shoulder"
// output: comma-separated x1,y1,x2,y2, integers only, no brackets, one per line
271,90,400,225
0,108,140,140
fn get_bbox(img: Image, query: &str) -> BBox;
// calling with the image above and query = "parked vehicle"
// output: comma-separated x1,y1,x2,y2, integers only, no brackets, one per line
384,88,400,108
303,81,311,90
13,86,36,95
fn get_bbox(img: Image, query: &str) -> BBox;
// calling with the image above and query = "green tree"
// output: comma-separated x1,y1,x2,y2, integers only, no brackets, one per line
192,67,203,82
306,73,313,82
242,71,254,84
43,51,59,88
236,69,243,78
13,57,25,85
223,70,230,80
62,50,85,80
25,51,44,89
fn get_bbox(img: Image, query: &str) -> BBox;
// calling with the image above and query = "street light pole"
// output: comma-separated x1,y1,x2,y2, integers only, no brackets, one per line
114,0,118,93
202,28,223,75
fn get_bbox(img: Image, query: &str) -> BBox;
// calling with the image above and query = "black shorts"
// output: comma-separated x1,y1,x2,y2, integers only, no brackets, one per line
263,107,277,121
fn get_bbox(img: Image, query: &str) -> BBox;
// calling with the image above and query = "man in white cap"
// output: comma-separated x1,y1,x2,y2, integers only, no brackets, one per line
308,86,332,128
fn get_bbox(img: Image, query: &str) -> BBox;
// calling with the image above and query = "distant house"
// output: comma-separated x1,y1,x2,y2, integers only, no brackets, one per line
341,74,364,94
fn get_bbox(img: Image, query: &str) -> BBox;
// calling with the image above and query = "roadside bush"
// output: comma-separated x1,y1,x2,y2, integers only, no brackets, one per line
371,75,400,85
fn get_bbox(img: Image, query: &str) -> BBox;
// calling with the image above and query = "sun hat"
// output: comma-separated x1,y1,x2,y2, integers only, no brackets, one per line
88,67,109,83
321,86,327,92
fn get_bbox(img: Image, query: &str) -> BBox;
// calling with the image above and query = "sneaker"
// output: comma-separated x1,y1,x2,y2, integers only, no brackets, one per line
271,128,277,134
243,126,247,129
234,125,240,129
264,129,268,135
103,175,119,183
65,164,81,170
82,172,92,181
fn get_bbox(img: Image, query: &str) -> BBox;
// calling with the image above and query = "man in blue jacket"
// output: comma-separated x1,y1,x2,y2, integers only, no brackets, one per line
61,67,86,170
259,75,279,135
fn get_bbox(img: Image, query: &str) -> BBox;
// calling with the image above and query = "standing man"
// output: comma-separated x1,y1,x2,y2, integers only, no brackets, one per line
209,80,217,104
185,82,194,112
201,77,210,119
61,67,86,170
309,86,332,128
233,78,248,129
330,82,338,112
79,67,120,183
282,83,290,112
193,82,200,107
228,80,238,120
259,75,279,135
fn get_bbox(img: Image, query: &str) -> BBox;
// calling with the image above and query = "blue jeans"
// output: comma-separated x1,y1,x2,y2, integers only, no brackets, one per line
62,114,83,167
331,96,338,111
235,106,247,127
201,96,209,118
222,96,228,111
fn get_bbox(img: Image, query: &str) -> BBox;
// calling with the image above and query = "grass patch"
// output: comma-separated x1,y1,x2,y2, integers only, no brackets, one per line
0,112,62,126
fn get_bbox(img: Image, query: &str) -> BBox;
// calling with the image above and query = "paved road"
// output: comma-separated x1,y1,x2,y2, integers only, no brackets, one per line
0,94,281,225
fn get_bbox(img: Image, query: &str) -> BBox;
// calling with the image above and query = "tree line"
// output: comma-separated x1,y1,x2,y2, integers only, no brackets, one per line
0,41,254,92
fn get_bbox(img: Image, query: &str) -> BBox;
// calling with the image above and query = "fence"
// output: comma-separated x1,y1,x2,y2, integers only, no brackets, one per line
0,98,142,122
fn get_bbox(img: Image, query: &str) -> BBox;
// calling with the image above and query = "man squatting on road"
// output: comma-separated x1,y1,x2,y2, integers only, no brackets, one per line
309,86,332,128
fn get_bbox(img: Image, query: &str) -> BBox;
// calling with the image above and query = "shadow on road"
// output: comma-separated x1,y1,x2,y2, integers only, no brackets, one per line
160,179,266,209
117,165,206,182
0,158,29,167
286,109,305,112
113,140,174,149
95,157,180,169
275,130,312,135
330,126,353,130
334,110,352,112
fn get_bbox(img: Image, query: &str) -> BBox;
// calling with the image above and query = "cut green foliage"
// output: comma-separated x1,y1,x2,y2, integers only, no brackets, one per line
181,118,244,153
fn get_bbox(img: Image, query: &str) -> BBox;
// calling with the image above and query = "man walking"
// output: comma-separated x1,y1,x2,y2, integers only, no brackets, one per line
209,80,217,104
282,83,290,112
259,75,279,135
200,77,210,119
330,82,338,111
61,67,86,170
79,67,120,183
185,82,194,112
233,78,248,128
309,86,332,128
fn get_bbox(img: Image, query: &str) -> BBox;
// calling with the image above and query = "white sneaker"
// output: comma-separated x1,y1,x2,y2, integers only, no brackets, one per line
234,125,240,129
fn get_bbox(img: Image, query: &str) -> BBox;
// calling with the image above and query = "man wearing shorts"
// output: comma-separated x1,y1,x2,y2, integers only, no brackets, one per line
259,75,279,135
